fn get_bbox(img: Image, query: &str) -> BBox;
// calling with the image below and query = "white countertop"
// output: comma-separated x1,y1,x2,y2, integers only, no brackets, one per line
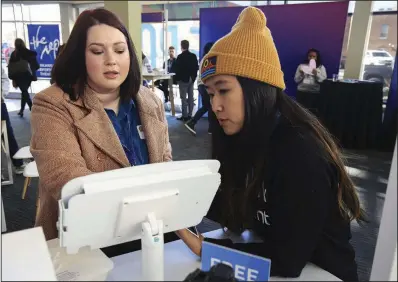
2,227,57,281
107,229,341,281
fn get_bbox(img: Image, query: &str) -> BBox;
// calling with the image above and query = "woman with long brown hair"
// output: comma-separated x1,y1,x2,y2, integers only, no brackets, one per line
8,38,39,117
177,7,365,282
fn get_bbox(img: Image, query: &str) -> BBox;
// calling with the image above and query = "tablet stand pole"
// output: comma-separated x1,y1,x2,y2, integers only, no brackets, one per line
141,213,164,281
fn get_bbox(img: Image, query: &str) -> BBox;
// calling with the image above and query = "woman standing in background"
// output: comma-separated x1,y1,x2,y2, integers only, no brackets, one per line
294,48,327,117
8,38,39,118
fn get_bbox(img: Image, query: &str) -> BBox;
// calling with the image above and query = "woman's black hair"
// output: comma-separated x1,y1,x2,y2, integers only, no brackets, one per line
203,42,214,57
14,38,27,51
51,8,141,103
212,77,366,232
304,48,322,68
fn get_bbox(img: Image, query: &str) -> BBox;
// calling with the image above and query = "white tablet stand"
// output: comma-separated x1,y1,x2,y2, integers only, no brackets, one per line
58,160,221,281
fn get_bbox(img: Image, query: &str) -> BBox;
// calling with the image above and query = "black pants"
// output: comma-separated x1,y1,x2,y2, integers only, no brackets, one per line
155,79,169,102
191,84,217,132
296,90,321,118
1,102,23,167
16,78,32,113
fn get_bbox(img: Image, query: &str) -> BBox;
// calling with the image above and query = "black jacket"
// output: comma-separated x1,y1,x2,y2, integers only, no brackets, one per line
163,58,177,84
206,117,359,282
163,58,177,73
9,48,39,82
175,50,198,83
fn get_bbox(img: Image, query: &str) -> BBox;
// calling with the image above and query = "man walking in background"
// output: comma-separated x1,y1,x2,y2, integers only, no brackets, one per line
175,40,198,121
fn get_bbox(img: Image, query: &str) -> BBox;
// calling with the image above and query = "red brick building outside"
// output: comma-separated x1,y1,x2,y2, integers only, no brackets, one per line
342,13,397,58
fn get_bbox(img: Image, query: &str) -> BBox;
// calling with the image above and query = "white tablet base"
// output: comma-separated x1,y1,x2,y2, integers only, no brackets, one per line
58,160,221,281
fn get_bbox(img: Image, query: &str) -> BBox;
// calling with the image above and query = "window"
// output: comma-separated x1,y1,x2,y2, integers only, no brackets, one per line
13,4,23,21
372,51,391,58
2,23,17,65
1,5,14,21
142,21,200,68
25,4,61,22
22,4,31,21
380,24,389,39
1,3,62,95
286,0,334,4
365,15,396,108
270,1,286,5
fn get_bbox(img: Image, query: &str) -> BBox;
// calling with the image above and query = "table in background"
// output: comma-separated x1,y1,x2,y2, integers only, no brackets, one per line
143,73,176,116
319,80,383,150
106,229,341,281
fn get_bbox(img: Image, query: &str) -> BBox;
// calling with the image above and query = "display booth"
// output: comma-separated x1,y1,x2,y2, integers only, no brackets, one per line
4,156,398,281
199,2,349,97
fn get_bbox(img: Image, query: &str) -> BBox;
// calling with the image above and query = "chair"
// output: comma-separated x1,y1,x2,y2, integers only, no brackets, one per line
13,146,34,199
23,161,40,218
13,146,33,159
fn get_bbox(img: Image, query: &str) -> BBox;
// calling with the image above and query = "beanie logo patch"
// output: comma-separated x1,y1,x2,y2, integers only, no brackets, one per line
201,56,217,80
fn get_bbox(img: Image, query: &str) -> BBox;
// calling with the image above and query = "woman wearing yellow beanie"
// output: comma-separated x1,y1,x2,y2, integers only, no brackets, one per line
177,6,364,282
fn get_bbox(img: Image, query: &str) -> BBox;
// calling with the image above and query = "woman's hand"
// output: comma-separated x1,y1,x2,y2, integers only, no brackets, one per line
176,229,204,257
312,69,318,76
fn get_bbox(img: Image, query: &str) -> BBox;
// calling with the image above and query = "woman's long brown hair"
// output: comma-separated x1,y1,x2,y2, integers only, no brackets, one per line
212,77,366,232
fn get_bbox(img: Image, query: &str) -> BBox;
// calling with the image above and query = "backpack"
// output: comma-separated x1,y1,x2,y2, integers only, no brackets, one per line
7,58,32,80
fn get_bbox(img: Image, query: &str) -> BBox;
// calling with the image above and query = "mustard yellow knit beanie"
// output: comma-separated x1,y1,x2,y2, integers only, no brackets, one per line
200,6,285,90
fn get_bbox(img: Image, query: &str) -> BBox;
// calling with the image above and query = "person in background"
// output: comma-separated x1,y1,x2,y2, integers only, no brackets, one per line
142,52,151,87
176,7,363,282
294,48,327,117
155,46,177,103
174,40,199,121
8,38,39,118
142,52,150,67
30,8,172,243
184,42,217,135
1,66,25,174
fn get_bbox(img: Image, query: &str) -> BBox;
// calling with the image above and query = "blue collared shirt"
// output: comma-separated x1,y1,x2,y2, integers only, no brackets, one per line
105,99,149,166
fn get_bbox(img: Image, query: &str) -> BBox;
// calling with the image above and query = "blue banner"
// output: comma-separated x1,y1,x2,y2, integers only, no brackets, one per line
27,24,60,79
201,241,271,281
385,56,397,121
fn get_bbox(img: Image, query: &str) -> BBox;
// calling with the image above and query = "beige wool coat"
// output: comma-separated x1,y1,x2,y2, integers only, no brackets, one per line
30,85,172,240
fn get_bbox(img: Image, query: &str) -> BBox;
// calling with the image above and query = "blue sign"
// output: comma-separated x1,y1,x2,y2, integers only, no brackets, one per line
201,241,271,281
27,24,60,79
